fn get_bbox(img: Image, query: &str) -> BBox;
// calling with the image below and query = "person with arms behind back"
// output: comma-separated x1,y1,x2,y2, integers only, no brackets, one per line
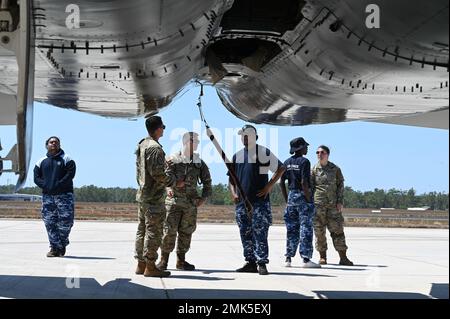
34,136,76,258
312,145,353,266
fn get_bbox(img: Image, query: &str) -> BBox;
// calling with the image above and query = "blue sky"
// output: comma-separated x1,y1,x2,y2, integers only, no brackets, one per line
0,84,448,194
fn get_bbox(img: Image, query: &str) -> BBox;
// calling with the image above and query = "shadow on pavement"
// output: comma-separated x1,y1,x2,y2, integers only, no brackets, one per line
314,290,432,299
325,263,388,268
430,283,449,299
319,267,367,271
197,269,335,278
63,256,116,260
0,275,310,299
167,274,235,281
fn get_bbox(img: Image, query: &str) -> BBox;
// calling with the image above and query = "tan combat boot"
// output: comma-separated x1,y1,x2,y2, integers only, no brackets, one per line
135,261,146,275
156,252,170,270
319,251,327,265
338,250,354,266
144,262,171,277
176,253,195,271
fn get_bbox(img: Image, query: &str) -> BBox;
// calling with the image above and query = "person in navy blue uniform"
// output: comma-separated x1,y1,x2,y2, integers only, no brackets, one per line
228,125,286,275
280,137,320,268
34,136,76,258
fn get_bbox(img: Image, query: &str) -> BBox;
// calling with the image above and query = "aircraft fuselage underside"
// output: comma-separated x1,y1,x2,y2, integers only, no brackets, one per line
0,0,448,188
0,0,447,123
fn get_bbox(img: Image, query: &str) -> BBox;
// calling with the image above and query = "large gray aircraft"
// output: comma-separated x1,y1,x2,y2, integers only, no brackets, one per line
0,0,448,189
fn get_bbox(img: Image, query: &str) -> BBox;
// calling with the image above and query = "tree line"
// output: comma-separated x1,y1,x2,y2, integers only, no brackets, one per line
0,184,448,210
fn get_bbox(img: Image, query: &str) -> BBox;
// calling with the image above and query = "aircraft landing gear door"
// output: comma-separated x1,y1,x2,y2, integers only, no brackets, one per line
0,0,35,190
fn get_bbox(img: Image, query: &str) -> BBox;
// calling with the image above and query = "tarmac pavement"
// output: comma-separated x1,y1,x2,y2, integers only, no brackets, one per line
0,219,447,299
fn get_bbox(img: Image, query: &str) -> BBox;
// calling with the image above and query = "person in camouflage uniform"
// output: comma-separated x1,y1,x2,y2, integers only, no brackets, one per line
311,145,354,266
134,116,180,277
157,132,212,271
280,138,320,268
34,136,76,258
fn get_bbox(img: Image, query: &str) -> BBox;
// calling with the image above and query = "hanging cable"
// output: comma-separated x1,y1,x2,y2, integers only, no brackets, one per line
194,80,253,219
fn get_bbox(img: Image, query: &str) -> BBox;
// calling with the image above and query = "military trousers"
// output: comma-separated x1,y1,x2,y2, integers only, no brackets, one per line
313,205,348,252
41,193,75,250
235,201,272,265
161,204,198,255
134,202,165,263
284,190,315,260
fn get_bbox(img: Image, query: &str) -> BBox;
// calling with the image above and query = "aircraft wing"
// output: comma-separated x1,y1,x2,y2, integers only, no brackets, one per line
0,0,448,189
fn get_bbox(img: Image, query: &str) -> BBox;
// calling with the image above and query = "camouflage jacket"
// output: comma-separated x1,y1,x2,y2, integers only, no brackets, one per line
311,161,344,207
165,152,212,207
135,137,176,204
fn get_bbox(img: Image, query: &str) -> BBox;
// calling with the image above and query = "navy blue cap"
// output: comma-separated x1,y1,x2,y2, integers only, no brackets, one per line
290,137,309,154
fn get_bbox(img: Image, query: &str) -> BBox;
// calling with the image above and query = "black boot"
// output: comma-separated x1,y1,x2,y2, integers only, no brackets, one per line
46,247,61,258
176,253,195,271
338,250,354,266
236,261,258,273
258,264,269,275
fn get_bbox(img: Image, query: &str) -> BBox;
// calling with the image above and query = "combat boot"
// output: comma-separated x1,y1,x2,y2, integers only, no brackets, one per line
176,253,195,271
285,257,292,267
144,262,171,277
157,252,170,270
46,248,61,258
258,264,269,275
236,261,258,273
319,251,327,265
338,250,354,266
135,261,146,275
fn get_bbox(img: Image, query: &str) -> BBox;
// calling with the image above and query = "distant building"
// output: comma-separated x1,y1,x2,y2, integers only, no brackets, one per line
0,194,42,202
407,207,431,211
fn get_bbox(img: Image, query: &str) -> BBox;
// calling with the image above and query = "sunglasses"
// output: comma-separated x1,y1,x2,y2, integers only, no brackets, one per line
316,151,327,155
